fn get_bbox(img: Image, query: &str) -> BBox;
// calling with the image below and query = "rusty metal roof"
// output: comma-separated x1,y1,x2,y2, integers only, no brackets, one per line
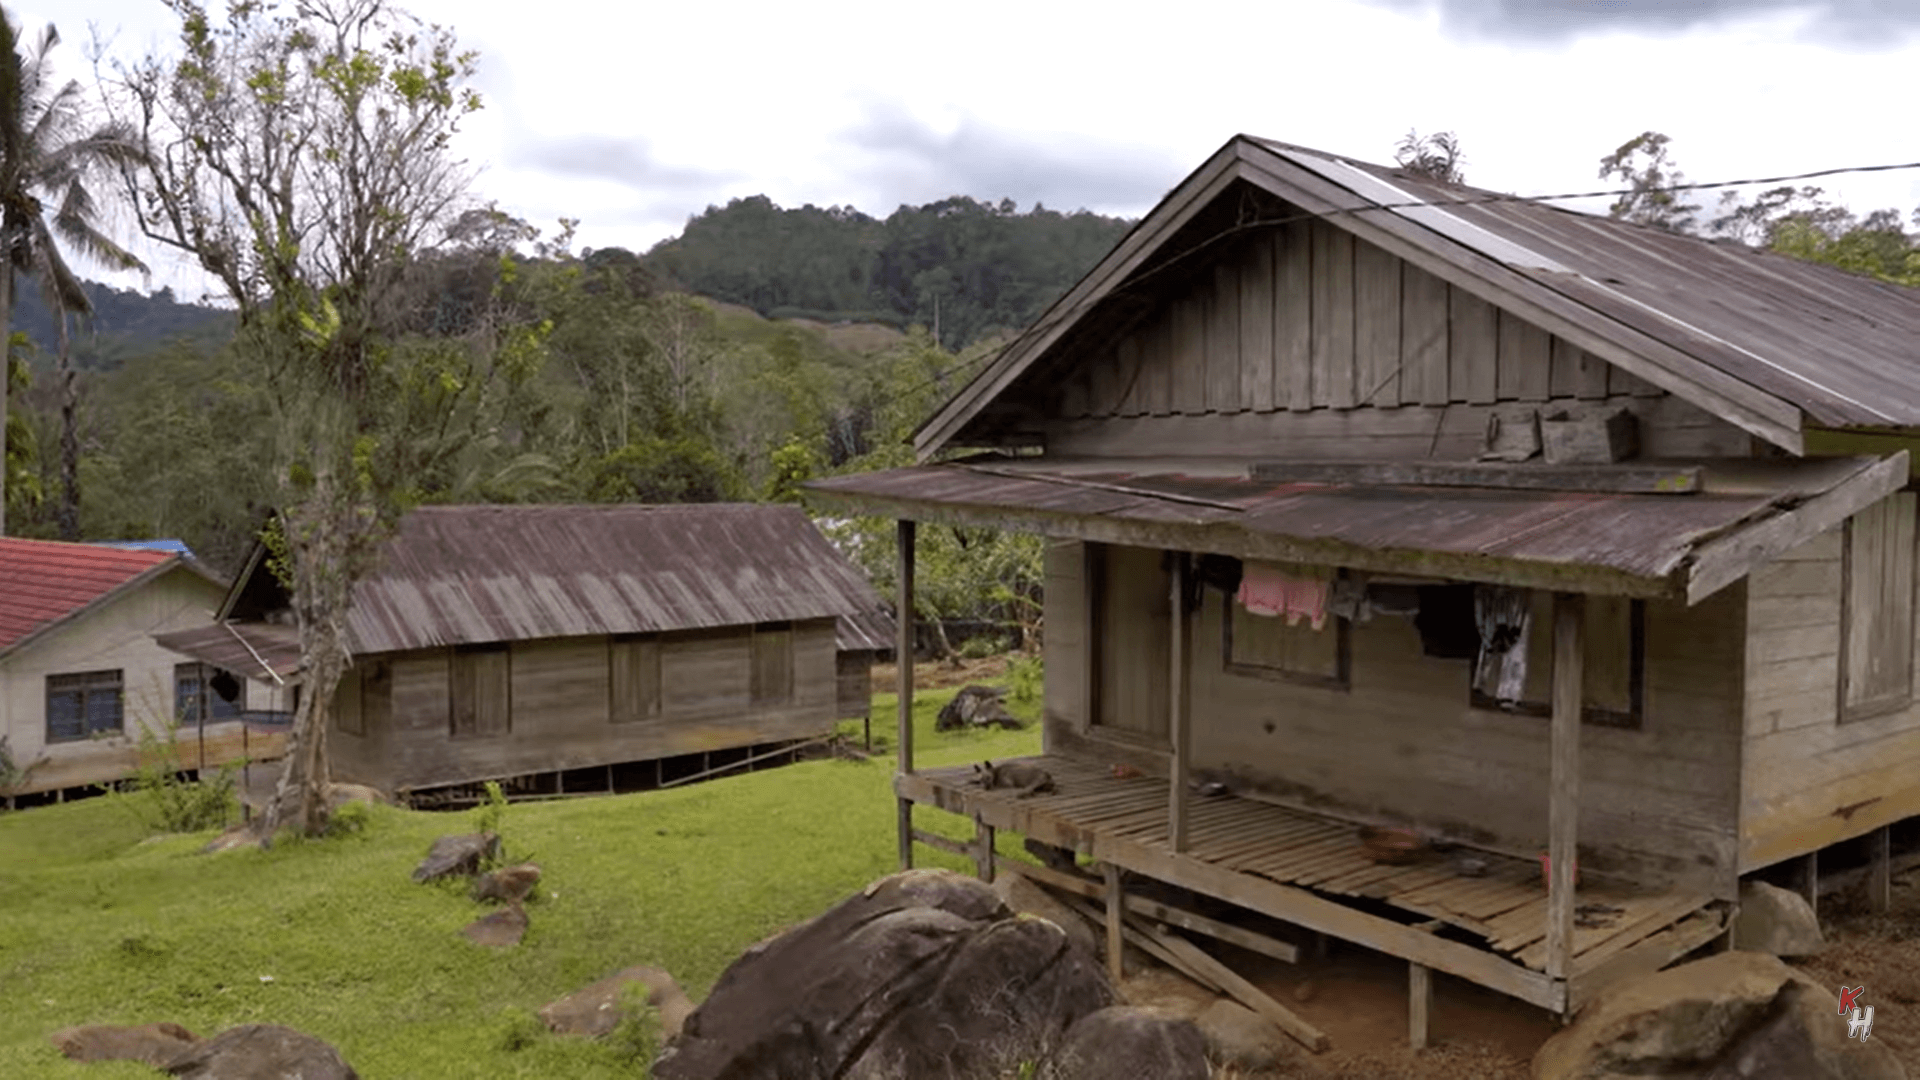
836,605,897,653
344,504,884,653
213,504,886,657
1254,139,1920,429
805,455,1903,600
153,621,303,682
918,135,1920,457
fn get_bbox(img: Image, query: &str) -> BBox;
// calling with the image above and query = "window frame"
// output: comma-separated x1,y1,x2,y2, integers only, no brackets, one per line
1220,587,1352,691
1467,596,1646,731
749,622,795,707
449,643,513,738
174,662,246,727
46,669,126,743
609,633,663,723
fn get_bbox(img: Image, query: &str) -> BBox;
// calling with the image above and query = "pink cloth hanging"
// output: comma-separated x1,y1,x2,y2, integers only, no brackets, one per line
1238,562,1290,617
1238,564,1331,630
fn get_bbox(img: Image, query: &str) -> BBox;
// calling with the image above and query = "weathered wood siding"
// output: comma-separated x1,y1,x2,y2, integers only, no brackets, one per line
334,619,838,793
1044,541,1744,892
0,566,286,795
1741,495,1920,871
836,651,875,720
1043,225,1747,460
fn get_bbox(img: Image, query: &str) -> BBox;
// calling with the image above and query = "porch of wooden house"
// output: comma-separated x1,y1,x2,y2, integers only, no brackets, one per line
897,754,1729,1033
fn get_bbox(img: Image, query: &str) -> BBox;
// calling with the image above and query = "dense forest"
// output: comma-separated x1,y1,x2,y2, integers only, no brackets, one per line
11,281,232,370
643,196,1134,351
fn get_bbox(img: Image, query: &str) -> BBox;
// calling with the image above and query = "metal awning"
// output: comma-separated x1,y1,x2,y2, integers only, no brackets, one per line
803,453,1908,603
154,621,304,683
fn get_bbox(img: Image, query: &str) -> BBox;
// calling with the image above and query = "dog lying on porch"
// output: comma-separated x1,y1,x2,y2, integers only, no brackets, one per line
970,760,1056,798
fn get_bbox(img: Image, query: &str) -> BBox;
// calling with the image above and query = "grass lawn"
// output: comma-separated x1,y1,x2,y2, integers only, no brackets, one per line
0,679,1042,1078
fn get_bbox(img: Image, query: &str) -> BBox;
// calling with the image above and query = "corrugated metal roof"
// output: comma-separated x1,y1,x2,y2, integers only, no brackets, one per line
153,621,302,682
1256,137,1920,428
836,606,897,653
919,135,1920,456
0,538,177,658
332,504,883,654
806,457,1892,597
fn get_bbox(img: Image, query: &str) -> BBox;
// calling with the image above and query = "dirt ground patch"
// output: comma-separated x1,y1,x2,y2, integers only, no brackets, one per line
1788,872,1920,1067
872,655,1016,691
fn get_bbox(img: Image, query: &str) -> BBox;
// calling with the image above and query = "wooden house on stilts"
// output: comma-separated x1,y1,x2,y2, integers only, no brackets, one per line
805,136,1920,1040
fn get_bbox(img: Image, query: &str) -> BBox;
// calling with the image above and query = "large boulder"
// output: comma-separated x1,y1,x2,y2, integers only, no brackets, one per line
993,869,1102,961
411,833,501,883
652,869,1113,1080
49,1022,198,1067
1049,1006,1210,1080
163,1024,358,1080
1732,880,1825,958
541,965,694,1041
1534,950,1906,1080
936,685,1024,732
1196,998,1292,1073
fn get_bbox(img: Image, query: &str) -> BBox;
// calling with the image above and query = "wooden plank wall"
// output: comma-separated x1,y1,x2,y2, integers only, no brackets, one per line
1043,223,1749,460
348,620,839,793
1043,541,1745,892
1742,502,1920,871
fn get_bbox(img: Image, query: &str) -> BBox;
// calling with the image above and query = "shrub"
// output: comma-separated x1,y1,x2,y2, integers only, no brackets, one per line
115,728,238,834
957,633,1008,660
472,780,508,869
607,983,662,1066
1006,654,1043,708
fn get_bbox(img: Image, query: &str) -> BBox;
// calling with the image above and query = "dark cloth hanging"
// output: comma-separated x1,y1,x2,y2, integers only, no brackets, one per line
1195,554,1244,597
1472,585,1533,703
1414,585,1480,659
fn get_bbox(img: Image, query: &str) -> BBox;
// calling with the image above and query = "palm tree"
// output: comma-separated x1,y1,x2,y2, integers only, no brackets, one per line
0,10,147,537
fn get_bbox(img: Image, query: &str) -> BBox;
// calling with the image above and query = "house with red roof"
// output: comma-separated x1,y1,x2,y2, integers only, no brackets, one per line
0,538,286,805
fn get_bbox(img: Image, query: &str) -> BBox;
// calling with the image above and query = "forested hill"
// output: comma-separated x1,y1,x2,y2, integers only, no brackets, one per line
14,281,233,367
642,195,1136,350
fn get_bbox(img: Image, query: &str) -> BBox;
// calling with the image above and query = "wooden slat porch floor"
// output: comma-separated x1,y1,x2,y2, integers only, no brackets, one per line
910,754,1714,979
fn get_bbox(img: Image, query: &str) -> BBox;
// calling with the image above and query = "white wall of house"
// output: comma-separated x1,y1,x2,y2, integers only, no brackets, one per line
0,566,282,794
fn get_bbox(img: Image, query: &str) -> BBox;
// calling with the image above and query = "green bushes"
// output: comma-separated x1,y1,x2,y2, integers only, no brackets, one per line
113,728,238,834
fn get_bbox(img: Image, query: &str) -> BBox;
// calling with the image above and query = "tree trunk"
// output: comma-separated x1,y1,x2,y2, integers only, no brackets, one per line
261,478,357,840
0,265,13,538
57,311,78,541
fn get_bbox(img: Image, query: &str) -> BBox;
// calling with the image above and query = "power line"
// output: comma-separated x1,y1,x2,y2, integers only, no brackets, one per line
1351,158,1920,213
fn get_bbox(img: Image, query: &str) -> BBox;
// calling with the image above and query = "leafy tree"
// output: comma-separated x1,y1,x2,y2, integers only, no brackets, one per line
0,12,146,536
1598,131,1699,233
107,0,541,837
1393,129,1467,184
3,331,38,524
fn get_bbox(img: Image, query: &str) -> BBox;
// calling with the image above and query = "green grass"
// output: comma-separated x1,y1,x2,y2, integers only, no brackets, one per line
0,682,1041,1078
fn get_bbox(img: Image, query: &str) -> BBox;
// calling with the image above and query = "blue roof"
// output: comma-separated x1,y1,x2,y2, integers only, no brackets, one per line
92,540,193,556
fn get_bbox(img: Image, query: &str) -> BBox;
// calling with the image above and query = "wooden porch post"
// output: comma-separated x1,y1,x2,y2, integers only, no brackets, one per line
1871,825,1893,913
1170,552,1192,853
1409,962,1431,1051
1104,862,1126,984
1546,592,1585,996
897,519,916,872
1801,850,1819,923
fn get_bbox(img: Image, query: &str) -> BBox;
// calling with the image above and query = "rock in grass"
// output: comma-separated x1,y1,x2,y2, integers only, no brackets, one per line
411,832,501,883
163,1024,358,1079
49,1022,198,1066
541,965,693,1040
463,903,528,947
473,863,541,905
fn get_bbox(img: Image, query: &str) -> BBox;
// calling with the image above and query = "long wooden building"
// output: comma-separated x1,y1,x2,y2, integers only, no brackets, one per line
806,135,1920,1038
157,504,891,797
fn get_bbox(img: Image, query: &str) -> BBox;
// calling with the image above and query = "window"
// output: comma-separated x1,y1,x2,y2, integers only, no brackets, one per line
175,663,246,727
750,623,794,706
1841,493,1917,722
1222,583,1350,689
47,670,124,742
1469,593,1644,730
610,635,662,723
336,660,392,736
450,645,512,737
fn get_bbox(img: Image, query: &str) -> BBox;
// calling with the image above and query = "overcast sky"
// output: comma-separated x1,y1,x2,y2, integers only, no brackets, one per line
42,0,1920,300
